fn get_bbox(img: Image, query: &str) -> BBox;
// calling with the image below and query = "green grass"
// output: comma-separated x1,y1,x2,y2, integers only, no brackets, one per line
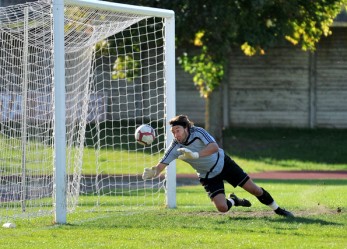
1,180,346,249
1,128,346,248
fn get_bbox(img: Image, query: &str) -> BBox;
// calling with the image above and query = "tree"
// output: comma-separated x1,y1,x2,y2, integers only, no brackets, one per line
107,0,346,143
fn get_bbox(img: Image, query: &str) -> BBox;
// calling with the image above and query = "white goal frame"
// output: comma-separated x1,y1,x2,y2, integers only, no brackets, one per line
53,0,176,224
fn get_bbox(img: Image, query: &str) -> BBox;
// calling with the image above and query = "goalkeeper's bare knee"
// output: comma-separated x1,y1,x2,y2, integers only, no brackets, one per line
212,198,230,213
216,203,229,213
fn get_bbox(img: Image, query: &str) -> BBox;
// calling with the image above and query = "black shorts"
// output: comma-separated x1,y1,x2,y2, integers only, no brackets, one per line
199,155,249,199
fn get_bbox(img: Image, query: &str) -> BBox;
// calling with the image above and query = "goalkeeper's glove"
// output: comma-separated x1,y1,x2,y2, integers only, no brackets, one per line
142,167,157,180
177,148,199,160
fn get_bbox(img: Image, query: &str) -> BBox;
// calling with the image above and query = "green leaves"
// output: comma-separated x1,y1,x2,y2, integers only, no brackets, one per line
175,0,346,96
178,46,224,98
283,1,344,51
112,55,139,82
110,0,347,96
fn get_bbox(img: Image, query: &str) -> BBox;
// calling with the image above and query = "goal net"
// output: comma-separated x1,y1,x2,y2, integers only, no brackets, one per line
0,0,175,222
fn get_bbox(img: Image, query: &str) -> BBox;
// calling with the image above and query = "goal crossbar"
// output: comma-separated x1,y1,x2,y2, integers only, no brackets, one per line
66,0,174,18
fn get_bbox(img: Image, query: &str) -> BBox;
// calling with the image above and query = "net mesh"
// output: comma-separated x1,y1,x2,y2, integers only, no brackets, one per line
0,0,168,221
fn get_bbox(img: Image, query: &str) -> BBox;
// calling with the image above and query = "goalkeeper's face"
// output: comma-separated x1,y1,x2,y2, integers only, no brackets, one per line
171,125,189,144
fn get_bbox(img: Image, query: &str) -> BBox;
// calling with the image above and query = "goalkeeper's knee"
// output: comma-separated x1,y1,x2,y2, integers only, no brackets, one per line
256,187,274,205
214,199,232,213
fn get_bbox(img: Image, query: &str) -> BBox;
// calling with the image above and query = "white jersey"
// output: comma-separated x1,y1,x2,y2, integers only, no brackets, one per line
160,126,224,178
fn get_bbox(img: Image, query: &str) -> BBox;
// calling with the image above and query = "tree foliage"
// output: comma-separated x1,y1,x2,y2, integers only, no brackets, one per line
108,0,346,97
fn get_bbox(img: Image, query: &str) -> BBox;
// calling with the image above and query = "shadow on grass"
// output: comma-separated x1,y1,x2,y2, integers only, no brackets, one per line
270,216,342,226
229,214,342,226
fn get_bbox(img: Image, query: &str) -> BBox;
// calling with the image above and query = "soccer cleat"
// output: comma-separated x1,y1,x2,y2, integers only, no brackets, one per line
229,193,252,207
275,207,294,218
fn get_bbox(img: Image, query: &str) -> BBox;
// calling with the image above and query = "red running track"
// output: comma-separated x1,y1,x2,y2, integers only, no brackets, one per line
249,170,347,179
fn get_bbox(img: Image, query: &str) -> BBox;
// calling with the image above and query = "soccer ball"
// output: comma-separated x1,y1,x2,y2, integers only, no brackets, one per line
135,124,156,146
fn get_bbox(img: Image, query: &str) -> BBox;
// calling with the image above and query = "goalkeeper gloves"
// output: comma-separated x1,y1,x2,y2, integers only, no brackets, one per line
142,167,157,180
177,148,199,160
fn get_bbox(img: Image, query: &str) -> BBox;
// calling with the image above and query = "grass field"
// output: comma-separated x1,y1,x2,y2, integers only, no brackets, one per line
0,180,346,248
1,128,346,248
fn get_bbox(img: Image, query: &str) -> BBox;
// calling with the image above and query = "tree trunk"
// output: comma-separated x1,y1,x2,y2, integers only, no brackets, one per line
205,84,223,146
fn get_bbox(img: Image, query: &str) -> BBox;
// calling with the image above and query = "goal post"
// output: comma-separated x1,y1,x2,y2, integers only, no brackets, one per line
53,0,67,225
0,0,176,224
163,13,176,210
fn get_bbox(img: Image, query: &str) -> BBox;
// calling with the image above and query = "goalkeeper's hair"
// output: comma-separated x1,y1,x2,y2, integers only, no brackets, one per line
169,115,194,129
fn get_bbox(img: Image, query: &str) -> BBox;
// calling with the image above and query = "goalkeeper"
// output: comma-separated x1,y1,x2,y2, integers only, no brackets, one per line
142,114,294,217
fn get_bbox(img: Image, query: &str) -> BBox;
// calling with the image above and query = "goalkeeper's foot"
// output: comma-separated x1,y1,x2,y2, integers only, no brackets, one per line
229,193,252,207
274,207,294,218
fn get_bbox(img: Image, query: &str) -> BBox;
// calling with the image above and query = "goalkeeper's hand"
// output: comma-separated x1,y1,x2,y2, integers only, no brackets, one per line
177,148,199,160
142,167,157,180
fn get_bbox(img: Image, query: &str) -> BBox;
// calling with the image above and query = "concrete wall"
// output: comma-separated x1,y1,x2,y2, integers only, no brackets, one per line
315,28,347,128
175,66,205,125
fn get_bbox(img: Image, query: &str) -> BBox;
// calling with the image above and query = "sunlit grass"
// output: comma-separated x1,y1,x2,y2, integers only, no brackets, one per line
1,180,346,249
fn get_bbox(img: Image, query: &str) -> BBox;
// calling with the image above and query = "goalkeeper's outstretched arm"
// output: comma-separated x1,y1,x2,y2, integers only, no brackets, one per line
142,163,167,180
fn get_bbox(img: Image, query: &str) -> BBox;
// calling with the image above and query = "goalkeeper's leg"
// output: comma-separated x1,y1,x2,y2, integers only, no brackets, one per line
200,177,233,213
212,193,231,213
200,174,251,213
242,179,294,217
212,193,251,212
222,156,293,217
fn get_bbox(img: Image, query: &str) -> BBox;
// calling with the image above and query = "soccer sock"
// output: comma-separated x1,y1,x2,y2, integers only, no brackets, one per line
226,198,235,210
256,187,275,206
268,202,279,211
